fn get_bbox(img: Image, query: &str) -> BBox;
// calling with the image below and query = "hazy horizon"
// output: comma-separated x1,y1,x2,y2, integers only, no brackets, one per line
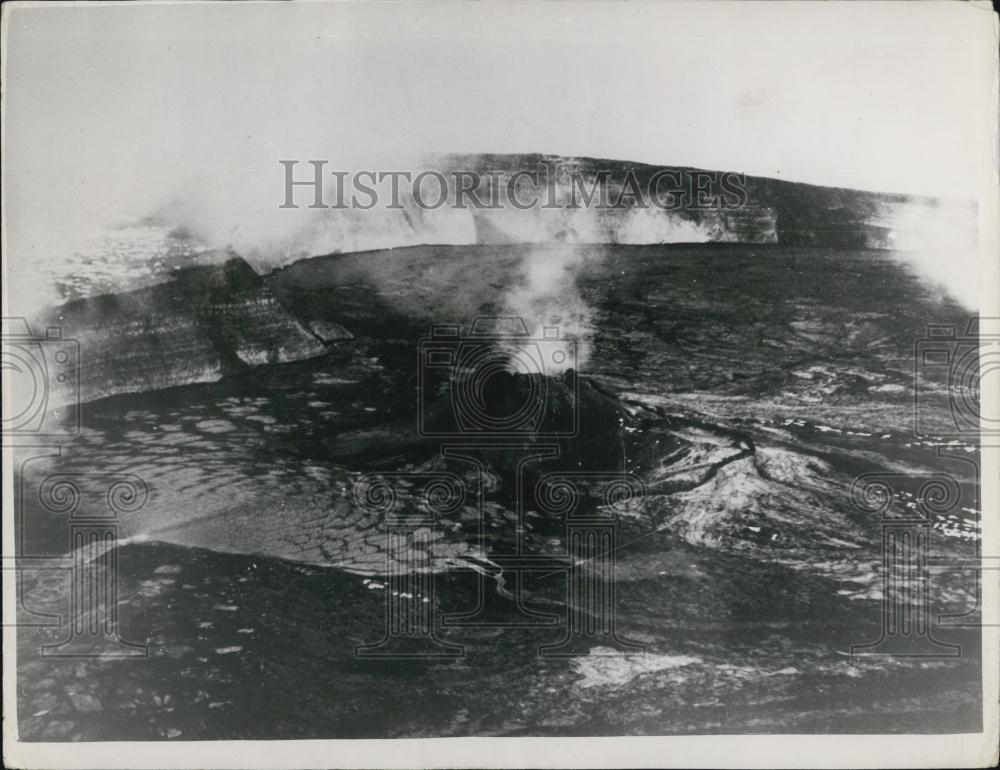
2,1,994,312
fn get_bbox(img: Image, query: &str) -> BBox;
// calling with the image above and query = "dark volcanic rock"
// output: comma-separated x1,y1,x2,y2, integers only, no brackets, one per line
41,255,326,406
433,153,976,251
13,240,982,740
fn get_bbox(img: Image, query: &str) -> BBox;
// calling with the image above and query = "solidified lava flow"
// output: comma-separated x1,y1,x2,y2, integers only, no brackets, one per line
14,243,983,740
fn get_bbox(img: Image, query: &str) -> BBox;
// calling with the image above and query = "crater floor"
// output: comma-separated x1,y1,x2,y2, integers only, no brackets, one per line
15,243,982,739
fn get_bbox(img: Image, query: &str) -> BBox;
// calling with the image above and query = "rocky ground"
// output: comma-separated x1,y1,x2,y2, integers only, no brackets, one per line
14,243,983,739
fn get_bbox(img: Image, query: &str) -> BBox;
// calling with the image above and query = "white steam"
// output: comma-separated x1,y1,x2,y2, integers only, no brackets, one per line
501,247,595,374
873,198,980,310
613,207,717,244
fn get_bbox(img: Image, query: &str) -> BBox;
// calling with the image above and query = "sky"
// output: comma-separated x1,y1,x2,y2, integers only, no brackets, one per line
4,2,995,191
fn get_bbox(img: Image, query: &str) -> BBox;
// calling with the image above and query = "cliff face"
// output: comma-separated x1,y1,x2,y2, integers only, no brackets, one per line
41,256,327,407
23,154,977,309
429,154,975,251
